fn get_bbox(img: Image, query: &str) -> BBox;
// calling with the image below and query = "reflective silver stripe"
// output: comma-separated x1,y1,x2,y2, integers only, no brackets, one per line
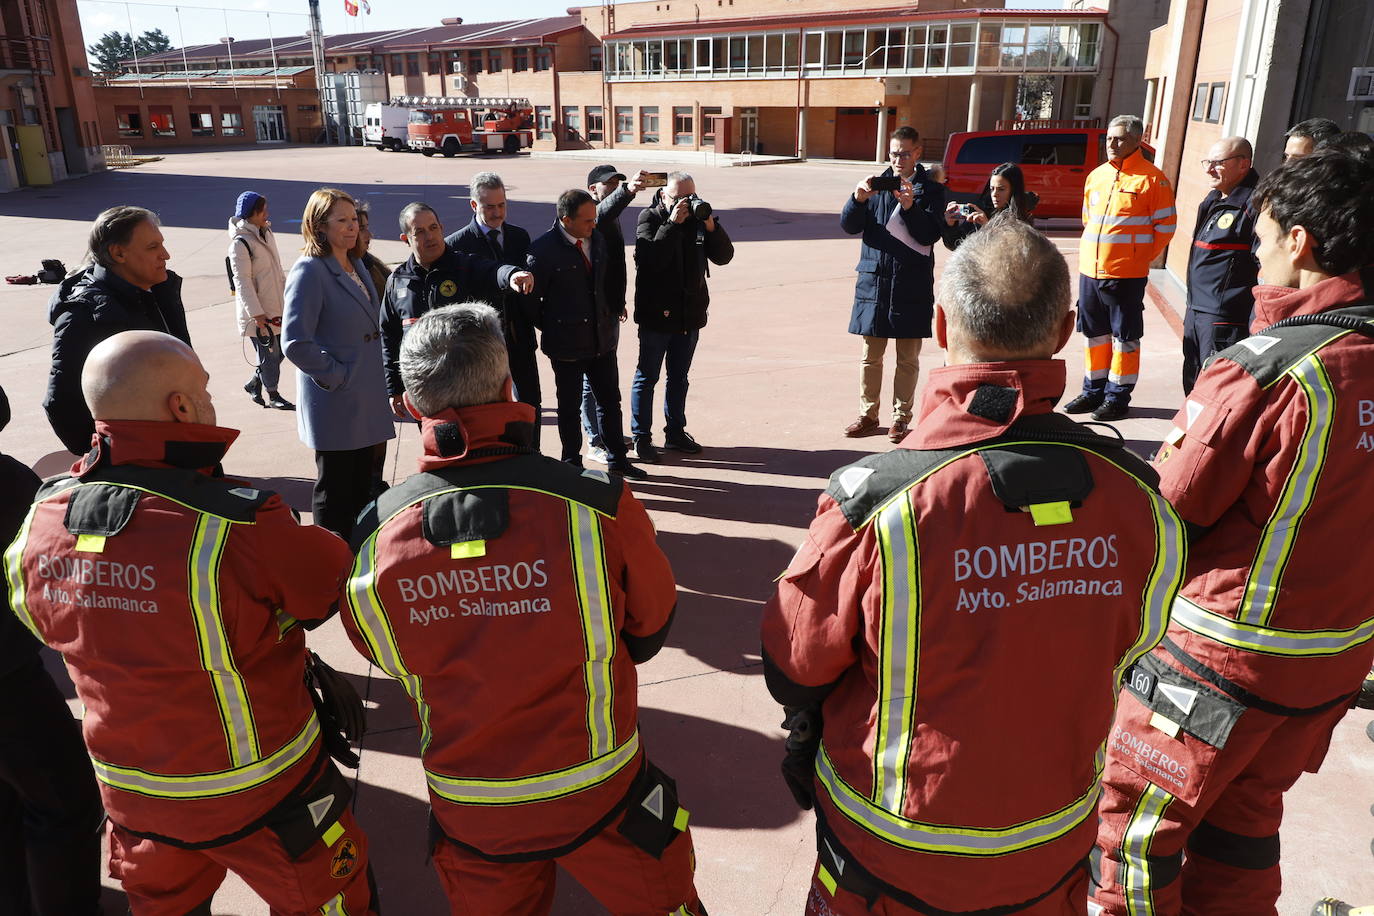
817,745,1100,855
1238,356,1333,625
189,514,259,766
426,730,640,804
1120,783,1172,916
3,502,41,641
1152,207,1176,220
1153,226,1175,235
1172,596,1374,657
1117,491,1184,682
91,714,320,798
872,497,919,814
1087,214,1152,228
570,502,615,758
345,534,432,752
1080,232,1137,245
1134,233,1156,244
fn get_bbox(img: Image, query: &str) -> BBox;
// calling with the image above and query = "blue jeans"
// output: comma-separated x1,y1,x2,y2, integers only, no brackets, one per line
580,376,606,451
631,328,699,439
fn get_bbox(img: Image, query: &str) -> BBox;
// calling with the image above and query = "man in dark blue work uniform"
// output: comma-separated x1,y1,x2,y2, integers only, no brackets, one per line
1183,136,1259,393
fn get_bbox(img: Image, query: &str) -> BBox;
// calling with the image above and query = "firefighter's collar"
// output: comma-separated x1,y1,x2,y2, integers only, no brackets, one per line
1251,271,1367,332
909,360,1066,451
80,419,237,476
417,400,537,470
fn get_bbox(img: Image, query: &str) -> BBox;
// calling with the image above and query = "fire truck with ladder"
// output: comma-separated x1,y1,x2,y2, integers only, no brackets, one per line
396,96,535,156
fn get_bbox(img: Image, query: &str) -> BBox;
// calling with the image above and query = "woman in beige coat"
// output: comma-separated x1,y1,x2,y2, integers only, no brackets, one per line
228,190,293,409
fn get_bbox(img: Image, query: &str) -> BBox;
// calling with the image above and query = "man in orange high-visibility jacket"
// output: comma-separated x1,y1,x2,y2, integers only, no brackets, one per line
1064,114,1176,423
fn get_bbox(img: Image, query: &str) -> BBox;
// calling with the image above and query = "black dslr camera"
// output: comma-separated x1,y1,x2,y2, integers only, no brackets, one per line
683,194,713,220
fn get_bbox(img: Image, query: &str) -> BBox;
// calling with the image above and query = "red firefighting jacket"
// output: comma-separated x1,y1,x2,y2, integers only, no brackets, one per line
3,420,352,843
1154,268,1374,708
762,361,1185,911
342,401,677,857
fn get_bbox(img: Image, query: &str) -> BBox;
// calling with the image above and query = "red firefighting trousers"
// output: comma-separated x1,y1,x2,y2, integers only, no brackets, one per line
108,809,375,916
1090,695,1348,916
804,861,1089,916
431,811,702,915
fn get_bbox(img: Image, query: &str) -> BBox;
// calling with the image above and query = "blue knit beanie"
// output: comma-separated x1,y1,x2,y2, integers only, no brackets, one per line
235,191,264,220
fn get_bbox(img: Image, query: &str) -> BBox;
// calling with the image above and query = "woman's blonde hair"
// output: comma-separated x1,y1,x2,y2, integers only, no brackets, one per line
300,187,357,258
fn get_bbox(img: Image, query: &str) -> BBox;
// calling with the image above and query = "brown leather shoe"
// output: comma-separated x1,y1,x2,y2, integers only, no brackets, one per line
888,419,910,443
845,416,880,437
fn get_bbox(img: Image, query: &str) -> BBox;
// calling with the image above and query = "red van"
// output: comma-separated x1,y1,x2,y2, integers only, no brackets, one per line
941,127,1157,219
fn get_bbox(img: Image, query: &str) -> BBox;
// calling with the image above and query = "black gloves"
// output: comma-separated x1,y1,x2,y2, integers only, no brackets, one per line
780,705,823,810
305,651,366,768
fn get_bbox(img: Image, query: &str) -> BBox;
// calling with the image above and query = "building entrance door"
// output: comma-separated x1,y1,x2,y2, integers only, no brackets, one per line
253,106,286,143
737,107,758,153
835,108,881,161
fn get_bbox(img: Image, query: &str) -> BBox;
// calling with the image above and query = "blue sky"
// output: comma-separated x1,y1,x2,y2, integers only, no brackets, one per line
77,0,1057,56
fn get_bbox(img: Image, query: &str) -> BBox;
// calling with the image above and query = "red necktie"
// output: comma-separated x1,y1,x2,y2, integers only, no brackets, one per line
576,238,592,270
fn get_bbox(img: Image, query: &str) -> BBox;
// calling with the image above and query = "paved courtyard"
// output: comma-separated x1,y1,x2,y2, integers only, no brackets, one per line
1,144,1369,914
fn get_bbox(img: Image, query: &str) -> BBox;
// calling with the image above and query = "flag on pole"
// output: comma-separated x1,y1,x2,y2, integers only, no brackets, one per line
344,0,358,15
361,0,371,13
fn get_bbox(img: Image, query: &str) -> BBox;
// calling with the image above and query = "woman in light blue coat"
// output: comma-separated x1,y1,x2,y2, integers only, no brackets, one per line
282,187,394,538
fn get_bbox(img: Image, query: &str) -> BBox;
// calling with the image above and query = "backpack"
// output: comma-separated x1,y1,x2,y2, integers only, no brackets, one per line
225,235,253,294
37,259,66,284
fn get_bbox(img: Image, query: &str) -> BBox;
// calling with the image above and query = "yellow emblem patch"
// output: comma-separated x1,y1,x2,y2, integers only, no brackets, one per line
1217,213,1235,230
330,838,359,878
438,279,458,298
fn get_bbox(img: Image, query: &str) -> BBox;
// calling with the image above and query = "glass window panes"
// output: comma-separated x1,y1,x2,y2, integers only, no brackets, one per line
641,106,660,143
220,109,243,136
1020,134,1087,165
907,25,927,69
1002,23,1026,69
1077,23,1100,68
729,37,746,72
536,106,552,139
562,106,581,139
748,34,765,73
702,106,721,142
764,34,783,73
615,106,633,142
978,23,1001,68
674,106,693,145
116,107,142,137
804,32,822,67
954,134,1019,164
950,23,975,68
587,106,604,141
784,33,799,70
190,110,213,136
843,31,864,69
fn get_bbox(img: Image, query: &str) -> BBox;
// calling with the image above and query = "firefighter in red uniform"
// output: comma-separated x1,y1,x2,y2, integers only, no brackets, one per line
342,302,703,914
3,331,377,916
1089,148,1374,915
762,216,1186,916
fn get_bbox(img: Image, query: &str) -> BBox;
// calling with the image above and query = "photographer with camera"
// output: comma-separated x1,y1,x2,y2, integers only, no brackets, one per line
840,125,946,443
940,162,1039,251
630,171,733,459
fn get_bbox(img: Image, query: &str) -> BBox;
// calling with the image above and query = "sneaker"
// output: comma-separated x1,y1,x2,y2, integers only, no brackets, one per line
1311,899,1354,916
244,377,265,407
1091,401,1130,422
609,458,648,480
664,430,702,454
1063,392,1104,414
632,437,660,463
265,391,295,411
586,444,612,466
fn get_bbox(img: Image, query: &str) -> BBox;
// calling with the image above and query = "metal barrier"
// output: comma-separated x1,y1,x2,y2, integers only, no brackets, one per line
101,144,135,166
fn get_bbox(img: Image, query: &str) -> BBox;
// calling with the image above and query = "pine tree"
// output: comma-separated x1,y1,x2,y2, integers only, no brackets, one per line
87,29,174,77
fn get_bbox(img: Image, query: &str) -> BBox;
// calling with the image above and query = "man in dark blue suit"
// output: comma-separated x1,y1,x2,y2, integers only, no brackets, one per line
446,172,541,438
526,190,646,480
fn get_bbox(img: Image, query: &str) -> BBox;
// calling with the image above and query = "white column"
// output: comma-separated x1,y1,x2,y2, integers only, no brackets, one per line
875,105,889,162
797,106,808,159
967,76,982,131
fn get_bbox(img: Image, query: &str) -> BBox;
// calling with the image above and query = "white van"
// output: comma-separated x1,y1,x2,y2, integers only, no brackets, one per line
363,103,412,151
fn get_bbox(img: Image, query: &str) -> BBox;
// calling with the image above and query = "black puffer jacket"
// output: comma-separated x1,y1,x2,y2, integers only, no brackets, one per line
633,194,734,334
44,265,190,454
0,385,43,678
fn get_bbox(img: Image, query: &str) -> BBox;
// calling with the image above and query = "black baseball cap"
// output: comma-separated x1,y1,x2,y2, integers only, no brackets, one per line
587,164,627,186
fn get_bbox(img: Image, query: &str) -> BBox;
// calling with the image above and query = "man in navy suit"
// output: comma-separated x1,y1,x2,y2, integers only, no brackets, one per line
446,172,541,436
526,190,646,480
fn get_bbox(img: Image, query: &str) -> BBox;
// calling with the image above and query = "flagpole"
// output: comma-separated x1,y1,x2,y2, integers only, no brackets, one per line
308,0,333,144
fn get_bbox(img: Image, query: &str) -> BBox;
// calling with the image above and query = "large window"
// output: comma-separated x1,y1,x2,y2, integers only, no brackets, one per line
148,106,175,137
189,108,214,137
640,106,660,144
562,105,581,141
534,48,552,71
701,106,721,145
536,106,552,140
673,106,693,145
513,48,529,72
488,51,502,73
116,107,142,138
586,106,604,142
220,109,244,137
615,106,633,143
468,50,483,75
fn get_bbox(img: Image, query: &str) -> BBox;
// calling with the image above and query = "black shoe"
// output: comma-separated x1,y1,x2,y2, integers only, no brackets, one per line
1311,899,1353,916
1356,667,1374,710
244,378,265,407
1091,401,1130,422
609,458,648,480
663,430,702,454
632,436,660,464
265,391,295,411
563,456,584,469
1063,392,1104,414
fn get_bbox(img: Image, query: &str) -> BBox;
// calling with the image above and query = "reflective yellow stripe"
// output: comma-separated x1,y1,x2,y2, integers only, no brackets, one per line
569,502,616,758
1120,783,1173,916
345,532,433,752
426,730,640,804
319,891,349,916
1172,595,1374,657
1116,489,1186,685
817,744,1100,855
872,497,919,814
3,502,43,641
91,714,320,798
1239,355,1334,626
189,514,259,765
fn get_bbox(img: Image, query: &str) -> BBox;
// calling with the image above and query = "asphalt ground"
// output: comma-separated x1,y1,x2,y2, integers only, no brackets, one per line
1,144,1370,915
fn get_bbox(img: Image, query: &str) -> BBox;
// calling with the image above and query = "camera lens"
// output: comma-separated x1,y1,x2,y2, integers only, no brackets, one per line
690,197,712,220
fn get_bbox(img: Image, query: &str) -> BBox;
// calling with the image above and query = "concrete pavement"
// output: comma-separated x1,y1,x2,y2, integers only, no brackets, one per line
1,144,1369,915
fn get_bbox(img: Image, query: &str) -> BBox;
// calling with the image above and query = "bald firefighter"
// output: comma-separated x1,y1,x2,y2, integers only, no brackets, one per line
1065,114,1176,422
4,331,377,916
342,303,703,914
1089,146,1374,916
763,216,1186,915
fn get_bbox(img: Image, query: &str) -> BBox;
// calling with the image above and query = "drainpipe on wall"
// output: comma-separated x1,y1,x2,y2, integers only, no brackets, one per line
794,26,805,158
